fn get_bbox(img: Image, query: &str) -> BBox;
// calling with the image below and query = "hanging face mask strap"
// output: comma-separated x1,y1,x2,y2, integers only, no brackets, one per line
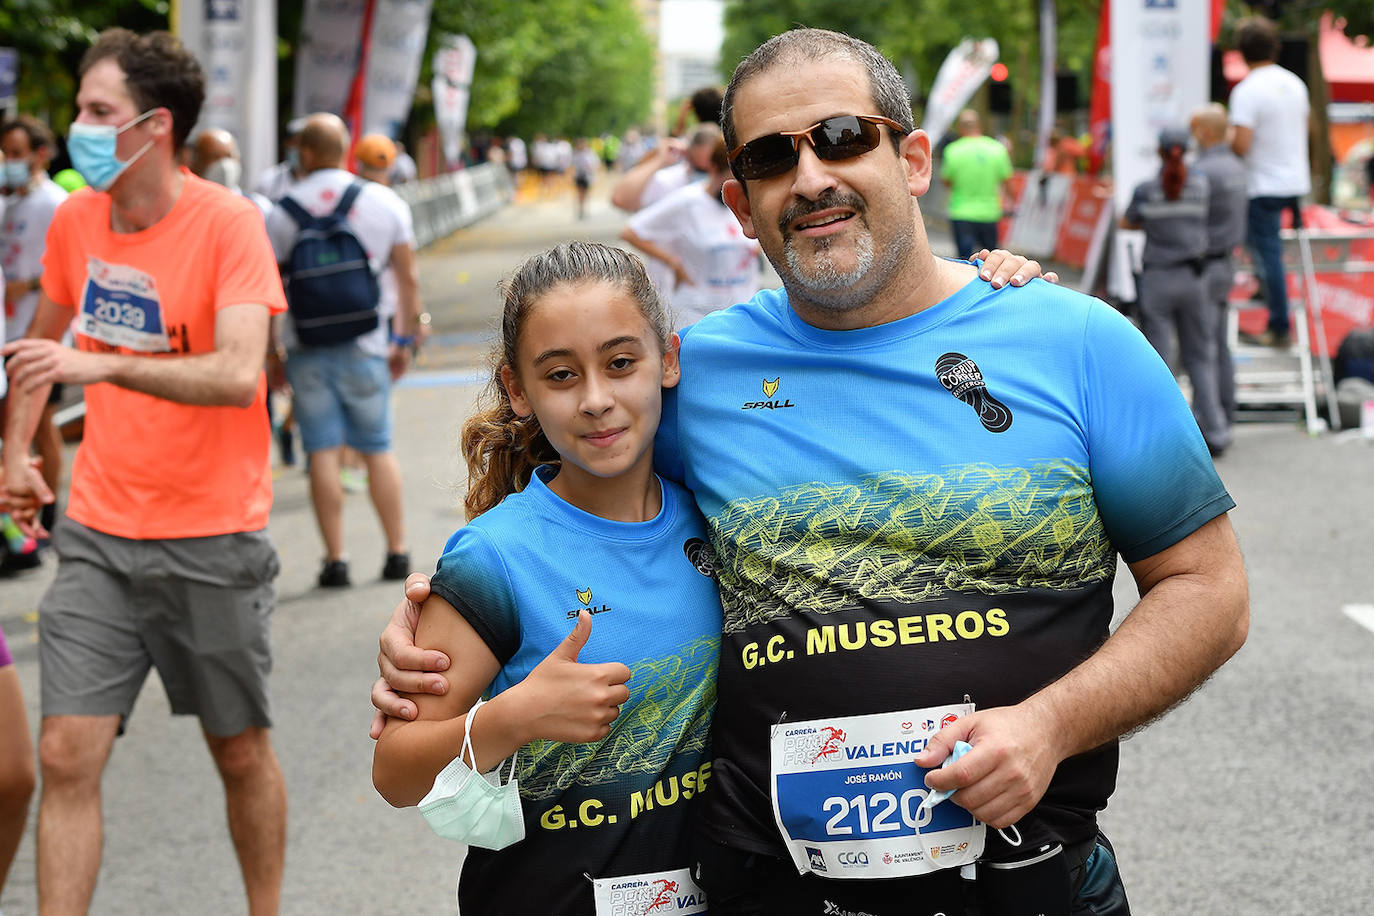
113,109,160,172
458,699,518,786
118,109,159,137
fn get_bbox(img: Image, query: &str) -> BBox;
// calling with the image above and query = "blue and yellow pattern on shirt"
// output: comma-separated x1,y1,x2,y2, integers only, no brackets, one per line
430,467,722,915
657,275,1233,857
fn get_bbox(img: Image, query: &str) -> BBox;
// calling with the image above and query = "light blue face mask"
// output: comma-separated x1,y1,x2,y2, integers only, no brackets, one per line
2,160,31,190
67,109,157,192
417,699,525,850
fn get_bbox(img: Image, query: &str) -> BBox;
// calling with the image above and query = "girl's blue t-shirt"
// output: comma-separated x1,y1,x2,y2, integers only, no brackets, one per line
430,466,722,915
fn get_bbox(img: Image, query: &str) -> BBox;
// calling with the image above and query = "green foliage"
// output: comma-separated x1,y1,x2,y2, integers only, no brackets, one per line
1228,1,1373,40
719,0,1099,117
2,0,168,127
427,0,655,138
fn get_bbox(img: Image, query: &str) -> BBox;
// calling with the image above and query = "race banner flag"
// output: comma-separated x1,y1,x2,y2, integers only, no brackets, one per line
294,0,367,120
432,34,477,168
297,0,431,149
922,38,1000,147
360,0,433,139
174,0,278,192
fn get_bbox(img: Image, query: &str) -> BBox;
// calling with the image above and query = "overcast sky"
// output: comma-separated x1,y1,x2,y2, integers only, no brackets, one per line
659,0,725,57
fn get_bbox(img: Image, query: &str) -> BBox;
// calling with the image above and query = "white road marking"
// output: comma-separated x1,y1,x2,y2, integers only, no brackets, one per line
1342,604,1374,635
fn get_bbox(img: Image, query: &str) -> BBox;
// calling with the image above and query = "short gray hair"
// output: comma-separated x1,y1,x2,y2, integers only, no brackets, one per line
720,29,913,155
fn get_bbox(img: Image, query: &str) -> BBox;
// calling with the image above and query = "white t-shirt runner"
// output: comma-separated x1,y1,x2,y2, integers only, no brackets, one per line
264,168,415,357
1,177,69,342
627,180,761,330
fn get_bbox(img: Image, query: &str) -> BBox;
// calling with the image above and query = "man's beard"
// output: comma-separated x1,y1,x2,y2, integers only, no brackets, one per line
776,191,910,314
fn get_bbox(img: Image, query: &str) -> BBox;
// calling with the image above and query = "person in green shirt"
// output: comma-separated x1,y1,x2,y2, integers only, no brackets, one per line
941,109,1013,258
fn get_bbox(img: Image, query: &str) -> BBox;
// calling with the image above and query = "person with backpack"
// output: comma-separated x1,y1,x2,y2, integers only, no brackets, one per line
264,113,421,588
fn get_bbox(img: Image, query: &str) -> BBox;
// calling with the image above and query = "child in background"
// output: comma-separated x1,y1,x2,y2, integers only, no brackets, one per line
372,242,721,915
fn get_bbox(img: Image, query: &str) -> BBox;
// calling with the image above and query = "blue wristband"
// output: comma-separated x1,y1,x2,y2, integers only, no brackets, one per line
391,334,416,348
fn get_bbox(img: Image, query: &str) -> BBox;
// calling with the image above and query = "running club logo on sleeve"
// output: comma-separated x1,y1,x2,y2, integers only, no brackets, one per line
935,352,1012,433
78,257,171,352
742,376,794,410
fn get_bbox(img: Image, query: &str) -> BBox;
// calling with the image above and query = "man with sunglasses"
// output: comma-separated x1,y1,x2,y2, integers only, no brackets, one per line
371,28,1246,916
2,30,288,914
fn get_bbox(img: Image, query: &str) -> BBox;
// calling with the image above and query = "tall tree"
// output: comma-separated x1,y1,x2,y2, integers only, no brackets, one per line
719,0,1098,161
424,0,654,140
1,0,167,127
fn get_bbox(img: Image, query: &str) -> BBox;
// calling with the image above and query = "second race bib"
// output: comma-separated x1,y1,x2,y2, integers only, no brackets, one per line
770,703,985,879
591,866,707,915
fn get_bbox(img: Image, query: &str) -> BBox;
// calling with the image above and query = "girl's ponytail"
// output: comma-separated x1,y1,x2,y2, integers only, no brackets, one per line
460,366,559,520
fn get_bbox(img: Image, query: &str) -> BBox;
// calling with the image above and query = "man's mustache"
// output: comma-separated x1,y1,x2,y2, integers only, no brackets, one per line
779,191,866,234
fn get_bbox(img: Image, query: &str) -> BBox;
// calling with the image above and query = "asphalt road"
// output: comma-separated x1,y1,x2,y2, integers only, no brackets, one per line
1,181,1371,914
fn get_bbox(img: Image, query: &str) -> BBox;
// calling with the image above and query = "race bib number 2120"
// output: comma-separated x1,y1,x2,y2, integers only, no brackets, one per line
77,257,170,352
770,704,985,879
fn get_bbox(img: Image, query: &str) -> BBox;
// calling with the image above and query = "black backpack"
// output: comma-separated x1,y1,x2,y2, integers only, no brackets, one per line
278,181,380,346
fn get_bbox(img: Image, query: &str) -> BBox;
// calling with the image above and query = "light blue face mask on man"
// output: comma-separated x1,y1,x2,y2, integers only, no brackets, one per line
67,109,157,192
417,699,525,850
2,160,31,190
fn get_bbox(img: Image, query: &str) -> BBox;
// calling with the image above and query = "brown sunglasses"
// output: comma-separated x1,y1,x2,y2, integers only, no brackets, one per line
728,114,909,180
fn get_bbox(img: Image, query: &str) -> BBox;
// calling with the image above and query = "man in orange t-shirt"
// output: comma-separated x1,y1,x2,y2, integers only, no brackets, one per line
0,30,288,915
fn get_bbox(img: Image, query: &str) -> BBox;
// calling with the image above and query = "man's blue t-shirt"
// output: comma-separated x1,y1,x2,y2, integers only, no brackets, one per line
430,466,723,915
657,275,1234,857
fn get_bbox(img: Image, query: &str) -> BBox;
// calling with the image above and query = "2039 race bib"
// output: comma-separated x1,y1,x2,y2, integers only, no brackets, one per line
77,257,170,352
770,704,984,879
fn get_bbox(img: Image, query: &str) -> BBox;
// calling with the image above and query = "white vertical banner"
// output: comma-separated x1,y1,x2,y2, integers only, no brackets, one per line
361,0,433,138
1108,0,1210,299
293,0,367,119
178,0,278,192
432,34,476,168
921,38,999,146
1036,0,1057,170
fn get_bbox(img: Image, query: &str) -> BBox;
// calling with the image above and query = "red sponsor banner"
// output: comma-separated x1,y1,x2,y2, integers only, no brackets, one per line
1052,177,1110,269
1229,205,1374,355
341,0,378,159
1086,2,1110,176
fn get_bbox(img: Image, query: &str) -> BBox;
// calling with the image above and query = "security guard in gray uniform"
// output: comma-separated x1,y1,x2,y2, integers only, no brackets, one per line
1122,126,1230,456
1189,103,1250,435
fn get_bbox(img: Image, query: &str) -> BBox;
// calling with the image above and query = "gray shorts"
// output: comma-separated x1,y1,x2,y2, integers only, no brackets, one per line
39,519,280,737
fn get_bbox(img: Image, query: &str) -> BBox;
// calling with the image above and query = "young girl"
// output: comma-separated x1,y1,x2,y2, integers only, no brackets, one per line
372,241,722,915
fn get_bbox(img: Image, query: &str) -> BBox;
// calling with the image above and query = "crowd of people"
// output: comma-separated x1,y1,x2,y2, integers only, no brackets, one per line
0,14,1300,916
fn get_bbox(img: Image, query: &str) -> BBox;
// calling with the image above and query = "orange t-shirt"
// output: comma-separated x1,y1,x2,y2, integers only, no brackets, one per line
40,173,287,539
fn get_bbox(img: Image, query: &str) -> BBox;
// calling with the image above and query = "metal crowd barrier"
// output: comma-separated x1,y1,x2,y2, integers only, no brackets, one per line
393,162,515,249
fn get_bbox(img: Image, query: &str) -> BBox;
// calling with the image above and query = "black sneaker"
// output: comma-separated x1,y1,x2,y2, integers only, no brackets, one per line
318,559,351,588
382,552,411,581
